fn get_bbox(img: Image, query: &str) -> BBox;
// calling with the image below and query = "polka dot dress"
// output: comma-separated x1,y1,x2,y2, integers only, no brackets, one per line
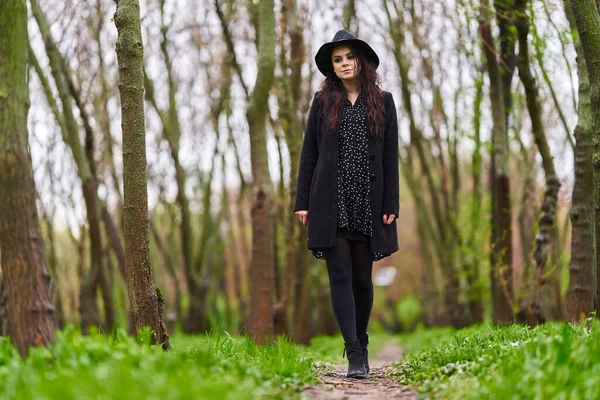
336,93,372,236
312,93,390,261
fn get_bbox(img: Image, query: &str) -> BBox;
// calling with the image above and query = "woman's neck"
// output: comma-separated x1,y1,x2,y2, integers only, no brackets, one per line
342,79,358,95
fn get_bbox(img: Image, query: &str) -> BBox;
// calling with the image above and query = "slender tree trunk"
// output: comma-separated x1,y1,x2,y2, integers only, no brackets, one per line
480,0,514,323
30,0,110,332
93,0,123,218
144,66,195,327
183,145,221,333
384,0,463,326
565,0,596,320
515,0,561,322
292,233,311,344
247,0,277,344
43,213,65,329
517,142,536,290
0,0,57,355
531,7,574,150
67,68,116,332
465,67,485,323
114,0,169,348
274,0,310,340
495,0,518,129
343,0,358,35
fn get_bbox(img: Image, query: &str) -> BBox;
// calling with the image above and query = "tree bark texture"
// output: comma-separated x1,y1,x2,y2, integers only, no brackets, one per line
114,0,169,347
247,0,277,345
480,0,514,323
569,0,600,311
0,0,57,356
565,0,597,320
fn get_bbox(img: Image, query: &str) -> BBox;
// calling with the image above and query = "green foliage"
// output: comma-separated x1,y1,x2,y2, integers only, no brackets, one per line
395,326,458,354
391,322,598,399
395,295,421,331
0,325,317,399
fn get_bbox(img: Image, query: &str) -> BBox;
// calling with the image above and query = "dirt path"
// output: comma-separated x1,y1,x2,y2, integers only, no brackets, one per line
302,341,417,399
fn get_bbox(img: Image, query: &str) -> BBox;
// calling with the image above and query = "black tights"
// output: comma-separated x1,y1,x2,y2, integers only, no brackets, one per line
325,236,374,343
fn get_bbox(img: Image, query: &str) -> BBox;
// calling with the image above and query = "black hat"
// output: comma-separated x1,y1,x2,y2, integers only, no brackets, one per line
315,29,379,76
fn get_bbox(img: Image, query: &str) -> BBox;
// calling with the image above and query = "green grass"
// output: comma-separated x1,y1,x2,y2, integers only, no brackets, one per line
12,318,599,399
0,326,318,399
0,326,396,400
391,321,599,399
0,325,387,399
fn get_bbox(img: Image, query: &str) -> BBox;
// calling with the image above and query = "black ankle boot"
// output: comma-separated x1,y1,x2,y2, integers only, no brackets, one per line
343,340,366,379
358,334,370,374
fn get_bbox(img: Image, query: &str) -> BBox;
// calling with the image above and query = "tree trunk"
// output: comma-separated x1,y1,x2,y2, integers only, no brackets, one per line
0,279,9,336
0,0,57,355
292,232,311,344
569,0,600,312
495,0,518,130
93,0,124,218
183,145,220,333
43,213,65,329
247,0,277,344
30,0,110,332
114,0,169,348
465,67,485,324
343,0,358,35
273,0,309,340
565,0,596,321
480,0,514,323
515,0,561,322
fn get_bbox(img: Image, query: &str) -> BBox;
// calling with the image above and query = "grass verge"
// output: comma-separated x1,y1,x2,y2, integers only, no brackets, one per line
0,325,387,399
0,325,317,399
391,321,598,399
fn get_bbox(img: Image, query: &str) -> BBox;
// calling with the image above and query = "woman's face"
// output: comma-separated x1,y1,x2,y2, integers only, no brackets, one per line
331,46,358,82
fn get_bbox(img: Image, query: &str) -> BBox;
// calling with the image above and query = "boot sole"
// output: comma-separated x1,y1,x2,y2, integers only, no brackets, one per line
346,374,367,379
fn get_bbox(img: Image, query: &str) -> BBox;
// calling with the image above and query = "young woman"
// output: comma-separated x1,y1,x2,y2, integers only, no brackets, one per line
294,30,399,379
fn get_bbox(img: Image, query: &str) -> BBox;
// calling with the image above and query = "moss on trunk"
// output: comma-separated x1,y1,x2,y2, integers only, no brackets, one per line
247,0,277,345
0,0,57,356
114,0,169,348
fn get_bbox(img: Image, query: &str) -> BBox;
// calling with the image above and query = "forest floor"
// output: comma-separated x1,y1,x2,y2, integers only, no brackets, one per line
302,341,417,399
3,323,599,399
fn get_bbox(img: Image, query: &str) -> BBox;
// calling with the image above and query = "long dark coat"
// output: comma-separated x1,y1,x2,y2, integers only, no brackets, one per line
294,90,399,255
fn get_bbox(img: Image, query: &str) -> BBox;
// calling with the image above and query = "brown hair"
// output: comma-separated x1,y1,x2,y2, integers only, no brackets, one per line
316,47,385,136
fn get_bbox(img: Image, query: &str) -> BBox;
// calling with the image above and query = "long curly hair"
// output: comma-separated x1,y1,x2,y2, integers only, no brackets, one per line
316,46,385,136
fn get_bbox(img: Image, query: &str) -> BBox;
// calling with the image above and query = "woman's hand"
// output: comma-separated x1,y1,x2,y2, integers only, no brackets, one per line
382,214,396,225
295,210,308,226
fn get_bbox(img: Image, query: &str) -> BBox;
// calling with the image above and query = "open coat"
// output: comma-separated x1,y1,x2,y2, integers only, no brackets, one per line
294,90,399,256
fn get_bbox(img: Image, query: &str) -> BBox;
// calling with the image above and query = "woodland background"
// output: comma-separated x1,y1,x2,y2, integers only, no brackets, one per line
2,0,600,352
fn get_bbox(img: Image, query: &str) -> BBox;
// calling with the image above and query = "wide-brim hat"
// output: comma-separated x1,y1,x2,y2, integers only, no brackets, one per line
315,29,379,76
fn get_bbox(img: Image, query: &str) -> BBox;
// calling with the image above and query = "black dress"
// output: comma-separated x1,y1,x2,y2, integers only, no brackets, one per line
312,93,390,261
